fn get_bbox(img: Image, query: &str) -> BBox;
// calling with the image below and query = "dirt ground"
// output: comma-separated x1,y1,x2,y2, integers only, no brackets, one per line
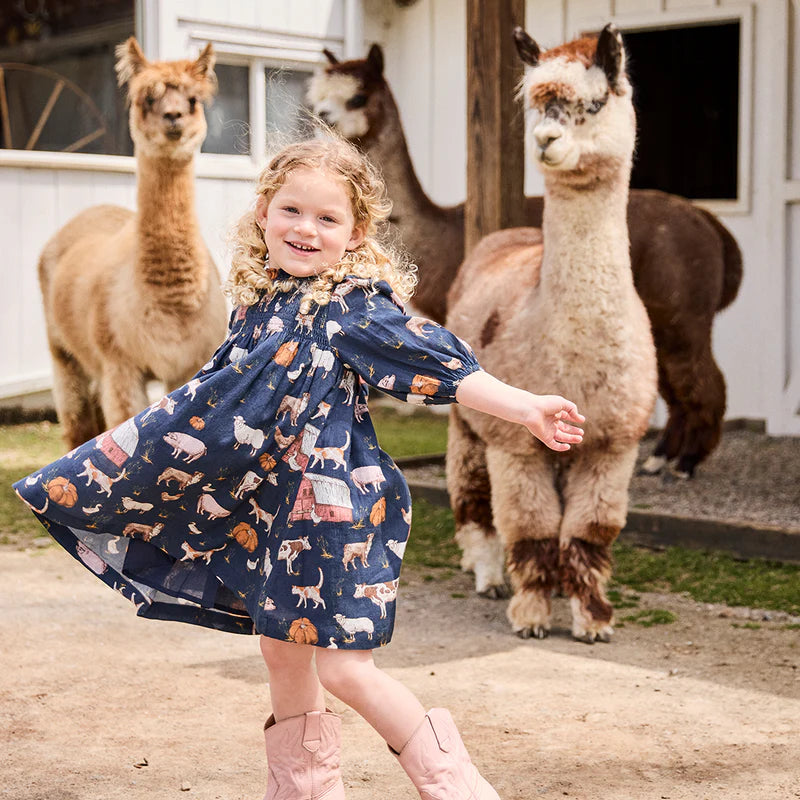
2,546,799,800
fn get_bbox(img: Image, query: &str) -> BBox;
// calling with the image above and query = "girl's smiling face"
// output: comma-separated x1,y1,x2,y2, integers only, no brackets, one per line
255,167,365,279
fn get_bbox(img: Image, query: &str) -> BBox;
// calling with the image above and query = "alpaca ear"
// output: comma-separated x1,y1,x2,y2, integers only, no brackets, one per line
513,27,540,67
594,24,624,92
366,43,384,76
115,37,148,87
323,48,340,65
193,43,216,78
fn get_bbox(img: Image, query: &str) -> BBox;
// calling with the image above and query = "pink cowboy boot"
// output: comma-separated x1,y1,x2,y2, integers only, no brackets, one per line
394,708,501,800
262,710,346,800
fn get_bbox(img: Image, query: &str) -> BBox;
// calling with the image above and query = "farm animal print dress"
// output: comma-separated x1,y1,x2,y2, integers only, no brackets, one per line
14,275,481,649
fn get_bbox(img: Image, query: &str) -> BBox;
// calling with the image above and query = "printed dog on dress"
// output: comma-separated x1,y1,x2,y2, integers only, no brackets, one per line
276,393,310,426
180,540,226,564
156,467,204,490
142,395,177,420
121,496,154,513
122,521,164,541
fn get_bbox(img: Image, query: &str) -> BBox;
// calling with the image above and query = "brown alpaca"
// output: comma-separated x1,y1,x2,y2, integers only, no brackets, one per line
38,38,228,449
448,26,658,642
308,44,742,479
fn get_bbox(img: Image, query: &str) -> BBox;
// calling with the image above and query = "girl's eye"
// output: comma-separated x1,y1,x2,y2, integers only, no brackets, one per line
283,206,299,214
320,216,337,224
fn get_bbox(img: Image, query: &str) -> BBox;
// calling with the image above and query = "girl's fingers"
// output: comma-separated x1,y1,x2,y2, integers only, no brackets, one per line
559,423,584,437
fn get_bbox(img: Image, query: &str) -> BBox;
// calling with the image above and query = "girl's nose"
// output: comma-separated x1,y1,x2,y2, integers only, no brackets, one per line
294,218,316,236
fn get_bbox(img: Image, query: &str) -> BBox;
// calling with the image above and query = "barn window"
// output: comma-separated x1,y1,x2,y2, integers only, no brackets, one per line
0,0,134,155
265,66,314,136
204,63,250,155
623,22,740,201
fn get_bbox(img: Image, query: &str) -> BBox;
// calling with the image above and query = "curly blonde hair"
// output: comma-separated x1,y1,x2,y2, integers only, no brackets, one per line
225,136,416,313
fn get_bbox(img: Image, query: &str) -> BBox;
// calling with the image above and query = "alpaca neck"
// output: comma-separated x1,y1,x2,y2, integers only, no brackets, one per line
540,169,633,299
359,91,463,322
134,154,208,299
361,94,442,221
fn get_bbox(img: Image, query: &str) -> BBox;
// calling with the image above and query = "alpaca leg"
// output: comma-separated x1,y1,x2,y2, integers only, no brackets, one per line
646,330,725,479
99,361,149,429
559,445,639,643
447,408,507,598
641,362,681,475
49,345,104,448
485,446,561,638
672,345,726,478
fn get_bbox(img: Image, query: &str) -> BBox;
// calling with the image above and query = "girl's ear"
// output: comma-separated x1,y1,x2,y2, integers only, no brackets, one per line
255,194,269,230
346,225,366,251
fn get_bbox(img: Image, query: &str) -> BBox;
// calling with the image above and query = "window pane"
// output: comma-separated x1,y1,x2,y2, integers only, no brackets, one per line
625,23,740,200
204,63,250,155
265,67,314,137
0,1,134,155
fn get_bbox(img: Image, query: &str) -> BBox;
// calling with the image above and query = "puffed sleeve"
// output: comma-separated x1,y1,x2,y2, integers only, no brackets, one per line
324,278,482,404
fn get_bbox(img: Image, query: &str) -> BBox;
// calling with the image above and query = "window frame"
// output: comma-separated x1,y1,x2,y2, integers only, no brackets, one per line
0,23,333,180
575,3,754,215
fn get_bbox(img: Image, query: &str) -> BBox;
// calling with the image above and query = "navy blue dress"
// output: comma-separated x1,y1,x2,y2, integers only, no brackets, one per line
14,275,481,649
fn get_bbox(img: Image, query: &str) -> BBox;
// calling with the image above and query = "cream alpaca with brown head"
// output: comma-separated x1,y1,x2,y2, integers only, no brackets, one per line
309,44,742,481
446,25,657,642
38,39,227,448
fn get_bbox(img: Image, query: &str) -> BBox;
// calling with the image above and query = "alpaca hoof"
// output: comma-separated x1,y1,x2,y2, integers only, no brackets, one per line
639,454,667,475
669,465,693,480
516,625,549,640
479,583,510,600
572,625,614,644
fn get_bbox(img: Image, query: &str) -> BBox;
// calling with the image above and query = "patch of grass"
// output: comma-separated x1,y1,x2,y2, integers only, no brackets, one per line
607,588,640,609
0,422,66,547
404,499,460,571
370,405,449,458
612,542,800,616
732,622,762,630
783,623,800,631
621,608,676,627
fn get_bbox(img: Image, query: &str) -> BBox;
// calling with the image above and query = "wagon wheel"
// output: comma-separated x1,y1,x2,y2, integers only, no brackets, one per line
0,62,111,152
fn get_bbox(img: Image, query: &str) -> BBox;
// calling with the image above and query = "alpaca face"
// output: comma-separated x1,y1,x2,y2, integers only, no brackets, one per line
516,26,635,180
116,39,217,160
306,45,386,141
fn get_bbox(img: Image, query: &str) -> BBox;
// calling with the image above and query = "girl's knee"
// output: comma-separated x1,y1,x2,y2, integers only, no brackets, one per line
316,650,372,698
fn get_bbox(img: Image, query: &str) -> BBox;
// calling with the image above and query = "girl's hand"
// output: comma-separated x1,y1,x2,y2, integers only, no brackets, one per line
524,395,585,452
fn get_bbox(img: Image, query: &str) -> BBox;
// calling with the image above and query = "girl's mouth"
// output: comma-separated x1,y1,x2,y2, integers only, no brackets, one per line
287,241,319,254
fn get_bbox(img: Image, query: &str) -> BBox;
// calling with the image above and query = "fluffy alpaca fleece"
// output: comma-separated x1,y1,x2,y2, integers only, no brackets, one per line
445,25,657,642
308,44,742,478
38,38,227,448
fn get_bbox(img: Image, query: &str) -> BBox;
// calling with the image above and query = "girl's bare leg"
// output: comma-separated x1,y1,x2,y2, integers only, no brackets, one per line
259,635,325,720
315,648,425,752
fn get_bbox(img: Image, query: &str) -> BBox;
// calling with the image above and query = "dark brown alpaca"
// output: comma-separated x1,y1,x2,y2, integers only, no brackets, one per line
308,44,743,479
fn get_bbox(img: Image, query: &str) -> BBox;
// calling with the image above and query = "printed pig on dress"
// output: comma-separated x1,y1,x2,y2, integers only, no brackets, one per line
14,276,482,648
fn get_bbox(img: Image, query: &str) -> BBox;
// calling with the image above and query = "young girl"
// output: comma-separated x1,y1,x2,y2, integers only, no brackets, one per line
15,137,584,800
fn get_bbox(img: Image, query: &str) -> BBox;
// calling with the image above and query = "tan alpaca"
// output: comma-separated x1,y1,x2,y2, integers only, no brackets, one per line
445,26,657,643
309,44,742,479
38,38,227,449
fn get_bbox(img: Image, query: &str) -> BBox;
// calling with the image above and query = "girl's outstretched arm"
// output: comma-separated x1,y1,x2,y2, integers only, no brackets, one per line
455,370,585,452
